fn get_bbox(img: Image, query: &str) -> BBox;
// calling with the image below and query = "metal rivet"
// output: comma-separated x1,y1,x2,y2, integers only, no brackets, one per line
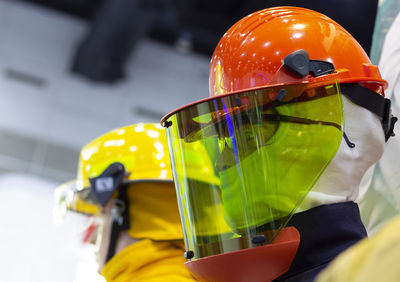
184,250,195,259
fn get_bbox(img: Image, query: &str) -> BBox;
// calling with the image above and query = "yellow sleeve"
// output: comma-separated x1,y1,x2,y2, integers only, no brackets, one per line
316,215,400,282
133,255,196,282
102,240,197,282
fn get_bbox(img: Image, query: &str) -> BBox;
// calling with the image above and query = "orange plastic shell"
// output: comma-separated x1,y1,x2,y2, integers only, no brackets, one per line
209,7,387,97
185,227,300,282
161,7,387,124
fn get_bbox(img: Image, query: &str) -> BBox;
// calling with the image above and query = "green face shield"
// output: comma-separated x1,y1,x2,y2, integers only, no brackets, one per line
164,82,343,260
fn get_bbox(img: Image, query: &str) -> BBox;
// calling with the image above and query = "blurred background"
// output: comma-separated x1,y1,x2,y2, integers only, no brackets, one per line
0,0,397,281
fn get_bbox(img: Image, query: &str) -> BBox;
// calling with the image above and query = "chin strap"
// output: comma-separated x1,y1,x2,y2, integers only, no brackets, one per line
340,83,398,142
88,162,131,263
105,184,130,263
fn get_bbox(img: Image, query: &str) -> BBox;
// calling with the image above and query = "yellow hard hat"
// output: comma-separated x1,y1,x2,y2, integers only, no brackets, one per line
78,123,173,189
55,123,173,215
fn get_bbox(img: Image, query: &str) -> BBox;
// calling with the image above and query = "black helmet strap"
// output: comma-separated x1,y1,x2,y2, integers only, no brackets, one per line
105,183,130,263
89,163,131,264
340,83,397,142
283,50,397,142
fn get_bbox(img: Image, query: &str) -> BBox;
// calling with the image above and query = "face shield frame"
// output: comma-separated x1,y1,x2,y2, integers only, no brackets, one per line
163,80,344,261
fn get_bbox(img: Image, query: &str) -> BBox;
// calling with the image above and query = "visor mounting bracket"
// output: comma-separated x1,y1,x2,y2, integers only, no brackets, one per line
283,49,335,78
283,50,310,78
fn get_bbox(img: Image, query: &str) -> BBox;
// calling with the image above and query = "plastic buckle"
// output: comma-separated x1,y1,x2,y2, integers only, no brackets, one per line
382,98,398,142
283,49,335,78
111,199,125,226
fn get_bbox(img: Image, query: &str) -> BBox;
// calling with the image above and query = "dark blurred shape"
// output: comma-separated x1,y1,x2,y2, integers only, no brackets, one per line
171,0,244,55
22,0,101,19
23,0,378,83
5,68,47,89
70,0,244,83
71,0,169,83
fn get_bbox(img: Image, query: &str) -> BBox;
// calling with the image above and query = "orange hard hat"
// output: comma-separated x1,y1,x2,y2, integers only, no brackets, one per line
209,6,387,98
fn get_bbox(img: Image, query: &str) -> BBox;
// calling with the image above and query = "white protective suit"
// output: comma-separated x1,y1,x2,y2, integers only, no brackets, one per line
358,11,400,234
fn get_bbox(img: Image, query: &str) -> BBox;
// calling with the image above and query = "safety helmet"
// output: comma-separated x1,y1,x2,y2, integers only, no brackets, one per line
209,7,387,97
55,123,173,213
162,7,397,282
54,123,187,263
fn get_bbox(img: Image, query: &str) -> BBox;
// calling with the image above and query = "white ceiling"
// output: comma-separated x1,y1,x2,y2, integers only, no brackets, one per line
0,0,210,182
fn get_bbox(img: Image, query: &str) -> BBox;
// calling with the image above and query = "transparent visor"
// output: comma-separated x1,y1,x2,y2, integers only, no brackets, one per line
165,82,343,259
53,180,101,226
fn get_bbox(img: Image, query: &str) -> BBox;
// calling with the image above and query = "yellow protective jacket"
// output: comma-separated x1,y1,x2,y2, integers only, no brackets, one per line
317,215,400,282
101,239,196,282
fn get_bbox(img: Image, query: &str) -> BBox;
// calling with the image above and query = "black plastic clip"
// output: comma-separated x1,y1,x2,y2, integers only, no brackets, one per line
163,120,173,128
111,199,125,227
184,250,195,259
382,99,398,142
309,60,335,77
283,50,335,78
283,50,310,78
252,235,266,246
89,162,126,207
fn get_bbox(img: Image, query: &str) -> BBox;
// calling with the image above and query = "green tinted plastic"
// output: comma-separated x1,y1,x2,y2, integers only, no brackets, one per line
165,83,343,259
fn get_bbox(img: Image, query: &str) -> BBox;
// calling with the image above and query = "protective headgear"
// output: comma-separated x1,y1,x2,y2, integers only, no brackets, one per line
54,123,183,263
161,7,397,282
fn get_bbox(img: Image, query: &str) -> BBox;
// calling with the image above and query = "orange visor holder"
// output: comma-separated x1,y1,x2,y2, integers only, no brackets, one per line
185,226,300,282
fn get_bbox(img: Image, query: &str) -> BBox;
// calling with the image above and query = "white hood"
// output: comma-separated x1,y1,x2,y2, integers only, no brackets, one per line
298,95,385,212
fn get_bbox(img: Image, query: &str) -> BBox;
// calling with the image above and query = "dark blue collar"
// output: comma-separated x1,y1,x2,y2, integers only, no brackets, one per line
274,201,367,281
